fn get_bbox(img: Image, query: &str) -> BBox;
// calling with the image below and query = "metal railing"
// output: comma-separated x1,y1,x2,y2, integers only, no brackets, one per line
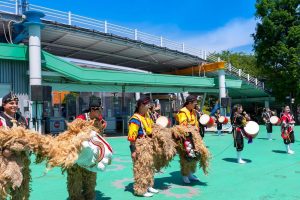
207,54,265,90
0,0,206,59
0,0,266,91
0,0,17,14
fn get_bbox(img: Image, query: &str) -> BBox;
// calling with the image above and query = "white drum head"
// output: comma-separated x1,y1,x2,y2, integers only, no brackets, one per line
156,116,169,128
270,116,279,124
218,116,226,123
244,121,259,136
200,114,210,125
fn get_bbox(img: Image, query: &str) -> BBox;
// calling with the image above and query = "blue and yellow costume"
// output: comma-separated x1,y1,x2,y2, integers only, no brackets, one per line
128,110,156,196
128,113,153,142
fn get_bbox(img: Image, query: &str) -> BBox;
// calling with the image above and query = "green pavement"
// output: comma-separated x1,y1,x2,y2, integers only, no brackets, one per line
29,125,300,200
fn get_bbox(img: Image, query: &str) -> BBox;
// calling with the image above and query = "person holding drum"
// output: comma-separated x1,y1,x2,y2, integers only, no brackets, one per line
214,109,223,136
149,102,161,123
262,107,275,140
127,97,158,197
232,104,251,164
195,104,206,138
67,98,107,200
176,95,200,183
280,105,295,154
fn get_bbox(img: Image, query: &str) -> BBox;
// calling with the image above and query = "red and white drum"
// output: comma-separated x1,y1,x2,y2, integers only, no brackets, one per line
218,116,229,124
200,114,215,128
243,121,259,138
270,116,281,125
156,116,169,128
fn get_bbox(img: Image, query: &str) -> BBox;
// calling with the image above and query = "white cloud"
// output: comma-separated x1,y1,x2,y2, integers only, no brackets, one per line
183,18,256,53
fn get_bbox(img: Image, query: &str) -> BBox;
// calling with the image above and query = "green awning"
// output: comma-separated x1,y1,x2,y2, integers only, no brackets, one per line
0,43,216,89
48,83,220,93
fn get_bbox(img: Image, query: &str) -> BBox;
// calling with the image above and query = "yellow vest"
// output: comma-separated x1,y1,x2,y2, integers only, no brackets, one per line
177,107,199,127
127,113,153,142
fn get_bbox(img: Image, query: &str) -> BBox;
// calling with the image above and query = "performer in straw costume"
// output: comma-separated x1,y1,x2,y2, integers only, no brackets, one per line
0,92,30,200
127,97,159,197
67,98,107,200
176,95,201,183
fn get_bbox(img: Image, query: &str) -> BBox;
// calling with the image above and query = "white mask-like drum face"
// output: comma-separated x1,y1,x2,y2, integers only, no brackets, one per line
76,131,113,172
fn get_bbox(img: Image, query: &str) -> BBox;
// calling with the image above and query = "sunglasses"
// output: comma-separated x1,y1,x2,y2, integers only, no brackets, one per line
91,107,100,110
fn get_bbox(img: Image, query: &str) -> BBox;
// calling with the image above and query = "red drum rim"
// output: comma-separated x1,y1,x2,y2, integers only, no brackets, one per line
244,121,259,137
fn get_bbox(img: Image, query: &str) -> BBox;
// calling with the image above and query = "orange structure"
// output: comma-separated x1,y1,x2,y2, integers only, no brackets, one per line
166,62,225,75
52,91,70,105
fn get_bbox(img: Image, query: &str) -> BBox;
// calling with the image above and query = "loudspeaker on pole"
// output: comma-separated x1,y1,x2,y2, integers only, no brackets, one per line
221,97,231,107
31,85,52,101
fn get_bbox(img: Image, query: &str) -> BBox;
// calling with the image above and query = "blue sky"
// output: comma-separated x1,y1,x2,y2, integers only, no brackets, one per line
29,0,257,53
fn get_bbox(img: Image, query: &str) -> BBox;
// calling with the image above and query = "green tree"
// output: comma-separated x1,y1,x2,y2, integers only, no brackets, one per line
253,0,300,102
213,50,261,77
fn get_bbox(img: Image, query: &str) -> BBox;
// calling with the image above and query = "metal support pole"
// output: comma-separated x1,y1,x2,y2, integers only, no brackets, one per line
24,11,45,133
135,92,140,101
21,0,28,14
134,29,138,40
104,20,108,33
200,93,207,112
68,11,72,25
218,69,226,116
264,100,269,109
15,0,19,15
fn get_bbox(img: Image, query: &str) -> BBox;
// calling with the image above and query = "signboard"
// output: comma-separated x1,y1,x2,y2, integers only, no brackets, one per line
46,117,66,134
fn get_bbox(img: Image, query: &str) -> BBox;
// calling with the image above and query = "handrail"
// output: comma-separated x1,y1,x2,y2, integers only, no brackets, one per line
1,1,207,58
0,0,267,92
206,54,265,90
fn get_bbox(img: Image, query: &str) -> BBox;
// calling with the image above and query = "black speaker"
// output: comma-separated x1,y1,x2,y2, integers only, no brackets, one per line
31,85,52,101
221,97,231,107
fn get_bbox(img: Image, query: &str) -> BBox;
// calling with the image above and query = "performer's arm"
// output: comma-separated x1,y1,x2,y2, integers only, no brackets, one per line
281,115,289,130
98,114,107,130
128,119,140,159
76,114,86,120
262,113,267,123
243,111,251,121
127,122,139,142
129,141,137,159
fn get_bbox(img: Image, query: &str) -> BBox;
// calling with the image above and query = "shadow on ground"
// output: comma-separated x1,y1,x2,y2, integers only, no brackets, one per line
66,190,111,200
96,190,112,200
125,171,208,195
222,158,252,163
272,150,286,154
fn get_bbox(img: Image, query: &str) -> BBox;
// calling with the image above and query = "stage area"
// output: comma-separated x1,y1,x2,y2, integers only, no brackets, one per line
30,125,300,200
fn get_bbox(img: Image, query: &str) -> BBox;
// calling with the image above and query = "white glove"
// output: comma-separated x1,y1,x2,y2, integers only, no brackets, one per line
76,131,113,172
